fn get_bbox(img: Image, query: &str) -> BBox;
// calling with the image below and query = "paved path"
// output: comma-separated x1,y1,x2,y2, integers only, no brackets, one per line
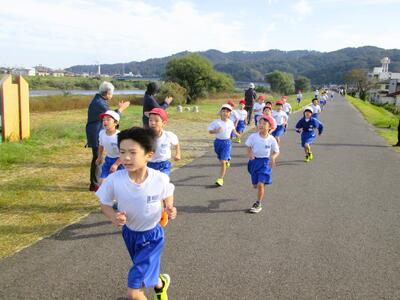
1,95,399,299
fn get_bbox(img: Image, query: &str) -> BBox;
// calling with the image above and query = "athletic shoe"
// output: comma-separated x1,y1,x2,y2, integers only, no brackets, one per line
154,273,170,300
237,138,241,144
226,161,231,168
215,178,224,186
308,153,313,161
249,201,262,213
89,184,99,192
304,155,310,162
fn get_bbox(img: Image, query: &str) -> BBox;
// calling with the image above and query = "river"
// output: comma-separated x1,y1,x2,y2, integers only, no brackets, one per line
30,89,145,97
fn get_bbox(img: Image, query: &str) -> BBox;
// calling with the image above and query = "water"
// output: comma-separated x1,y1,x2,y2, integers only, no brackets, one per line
30,89,145,97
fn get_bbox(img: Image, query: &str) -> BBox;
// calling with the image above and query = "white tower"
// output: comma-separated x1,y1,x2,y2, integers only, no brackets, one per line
381,57,390,73
97,64,101,76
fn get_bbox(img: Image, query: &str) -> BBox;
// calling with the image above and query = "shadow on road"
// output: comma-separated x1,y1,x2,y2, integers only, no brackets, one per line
176,198,247,214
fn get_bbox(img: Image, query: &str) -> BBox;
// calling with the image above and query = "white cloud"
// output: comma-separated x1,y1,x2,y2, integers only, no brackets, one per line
0,0,247,67
292,0,312,16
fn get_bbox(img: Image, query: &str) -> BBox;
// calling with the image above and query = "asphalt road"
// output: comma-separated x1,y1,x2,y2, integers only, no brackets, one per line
1,95,399,299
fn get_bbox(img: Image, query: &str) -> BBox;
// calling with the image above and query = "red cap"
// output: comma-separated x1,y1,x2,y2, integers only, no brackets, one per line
276,100,284,106
259,115,276,129
258,95,266,101
149,108,168,122
239,99,246,105
227,99,236,107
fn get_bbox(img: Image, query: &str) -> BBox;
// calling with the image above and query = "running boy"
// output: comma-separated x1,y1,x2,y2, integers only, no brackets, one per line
296,91,303,105
208,104,241,186
234,99,248,143
96,110,124,185
310,98,322,119
96,127,177,300
271,100,288,144
227,99,240,141
295,107,324,162
246,114,279,213
147,108,180,176
252,95,266,127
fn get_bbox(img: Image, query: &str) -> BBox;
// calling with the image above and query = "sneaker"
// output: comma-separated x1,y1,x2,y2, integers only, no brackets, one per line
249,201,262,213
215,178,224,186
89,184,99,192
226,161,231,168
304,155,310,162
154,273,170,300
237,138,241,144
308,153,313,161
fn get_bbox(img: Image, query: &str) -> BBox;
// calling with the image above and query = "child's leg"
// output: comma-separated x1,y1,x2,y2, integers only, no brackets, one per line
219,160,227,178
257,182,265,202
305,143,311,154
127,288,147,300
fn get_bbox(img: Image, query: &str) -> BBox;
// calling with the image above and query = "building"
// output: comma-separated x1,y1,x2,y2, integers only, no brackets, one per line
51,69,65,77
11,67,36,76
368,57,400,106
35,65,52,76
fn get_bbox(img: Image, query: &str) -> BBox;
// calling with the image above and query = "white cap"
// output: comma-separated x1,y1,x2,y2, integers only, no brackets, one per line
99,110,120,122
220,104,233,111
303,106,313,113
249,83,255,89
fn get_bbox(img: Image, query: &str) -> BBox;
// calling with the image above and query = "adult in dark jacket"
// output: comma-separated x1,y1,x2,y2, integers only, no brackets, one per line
86,81,130,191
244,83,256,125
142,82,173,128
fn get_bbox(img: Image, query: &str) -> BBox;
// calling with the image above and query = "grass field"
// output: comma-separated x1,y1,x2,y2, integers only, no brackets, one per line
346,95,399,149
0,91,311,259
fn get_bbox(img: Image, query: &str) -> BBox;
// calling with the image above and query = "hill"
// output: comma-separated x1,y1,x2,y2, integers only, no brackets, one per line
66,46,400,84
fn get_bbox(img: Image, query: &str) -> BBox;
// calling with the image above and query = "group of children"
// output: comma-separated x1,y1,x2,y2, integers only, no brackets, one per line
93,92,326,299
208,95,325,213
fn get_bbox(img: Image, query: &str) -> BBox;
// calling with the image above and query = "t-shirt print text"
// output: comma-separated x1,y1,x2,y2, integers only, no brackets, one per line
147,195,160,204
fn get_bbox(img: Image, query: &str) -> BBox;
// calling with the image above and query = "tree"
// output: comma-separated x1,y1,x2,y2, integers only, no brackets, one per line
344,68,374,100
156,82,187,105
164,54,234,103
265,70,295,94
294,75,311,92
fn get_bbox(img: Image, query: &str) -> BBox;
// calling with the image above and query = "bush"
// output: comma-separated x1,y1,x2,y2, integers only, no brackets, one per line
156,82,187,105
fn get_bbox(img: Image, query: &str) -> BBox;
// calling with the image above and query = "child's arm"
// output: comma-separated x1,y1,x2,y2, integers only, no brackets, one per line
317,120,324,135
295,119,303,133
246,147,255,160
163,195,177,220
174,144,181,161
96,146,104,165
109,158,122,173
209,127,222,134
233,128,241,138
269,151,279,167
100,204,126,227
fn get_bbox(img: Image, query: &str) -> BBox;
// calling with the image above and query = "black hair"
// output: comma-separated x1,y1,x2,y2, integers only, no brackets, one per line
145,82,160,96
312,98,318,102
265,101,272,105
117,127,156,153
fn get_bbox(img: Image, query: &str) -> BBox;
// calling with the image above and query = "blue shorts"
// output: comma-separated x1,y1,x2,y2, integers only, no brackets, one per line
272,125,285,137
214,139,231,161
236,120,246,133
101,156,124,178
147,160,172,176
247,158,272,185
122,224,164,289
301,131,316,147
312,113,319,119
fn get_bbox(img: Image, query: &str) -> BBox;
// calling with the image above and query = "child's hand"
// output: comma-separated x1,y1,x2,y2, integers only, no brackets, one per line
113,211,127,227
296,128,303,133
174,154,181,161
217,127,223,133
109,164,118,173
95,157,102,165
166,206,177,220
269,158,276,167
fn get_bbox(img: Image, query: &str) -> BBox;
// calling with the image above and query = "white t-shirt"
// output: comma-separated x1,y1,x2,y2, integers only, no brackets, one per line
150,130,179,163
297,93,302,99
253,102,265,116
310,103,321,114
283,102,292,114
314,90,319,96
236,109,248,121
245,133,280,158
229,110,240,123
272,110,288,126
96,168,174,232
98,129,120,158
208,119,235,140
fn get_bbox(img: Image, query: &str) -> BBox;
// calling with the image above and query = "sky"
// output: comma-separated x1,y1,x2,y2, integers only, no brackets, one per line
1,0,400,69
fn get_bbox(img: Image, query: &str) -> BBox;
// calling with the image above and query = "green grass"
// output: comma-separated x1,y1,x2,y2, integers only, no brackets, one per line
346,95,399,148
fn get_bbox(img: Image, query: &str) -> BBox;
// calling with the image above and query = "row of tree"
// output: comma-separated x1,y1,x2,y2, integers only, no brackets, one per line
161,54,314,103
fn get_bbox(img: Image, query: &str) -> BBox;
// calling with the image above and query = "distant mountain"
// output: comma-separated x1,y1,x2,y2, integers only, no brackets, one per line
66,46,400,84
